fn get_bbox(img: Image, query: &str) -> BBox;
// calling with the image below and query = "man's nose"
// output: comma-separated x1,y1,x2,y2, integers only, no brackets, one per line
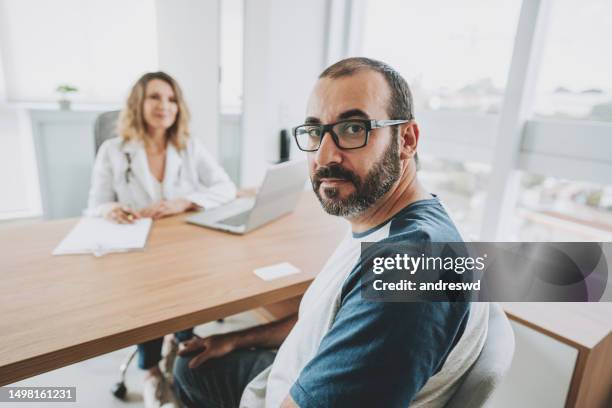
314,131,342,166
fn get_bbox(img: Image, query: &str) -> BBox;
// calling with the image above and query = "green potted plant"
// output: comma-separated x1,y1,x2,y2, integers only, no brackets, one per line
56,84,79,110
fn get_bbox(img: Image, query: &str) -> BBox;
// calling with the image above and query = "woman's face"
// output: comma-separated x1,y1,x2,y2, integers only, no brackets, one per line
142,78,179,133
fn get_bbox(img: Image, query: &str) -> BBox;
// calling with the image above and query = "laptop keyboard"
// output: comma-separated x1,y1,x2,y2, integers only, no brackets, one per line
220,211,250,227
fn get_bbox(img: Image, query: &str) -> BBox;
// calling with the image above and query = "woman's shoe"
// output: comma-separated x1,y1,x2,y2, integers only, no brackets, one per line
160,336,179,383
143,373,175,408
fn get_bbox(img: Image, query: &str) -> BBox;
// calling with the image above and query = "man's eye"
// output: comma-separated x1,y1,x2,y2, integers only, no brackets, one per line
307,127,322,137
342,123,365,135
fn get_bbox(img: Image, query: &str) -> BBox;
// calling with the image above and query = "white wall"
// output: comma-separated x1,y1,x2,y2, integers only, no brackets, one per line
240,0,329,187
155,0,221,158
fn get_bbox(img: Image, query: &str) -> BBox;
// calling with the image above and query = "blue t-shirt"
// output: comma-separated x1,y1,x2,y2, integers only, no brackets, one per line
289,196,472,408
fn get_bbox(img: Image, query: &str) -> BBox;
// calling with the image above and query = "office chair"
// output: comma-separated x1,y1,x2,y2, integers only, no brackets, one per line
94,110,120,154
444,303,515,408
93,110,137,399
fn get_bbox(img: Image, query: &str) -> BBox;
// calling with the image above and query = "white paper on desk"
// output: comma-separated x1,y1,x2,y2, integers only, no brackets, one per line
254,262,301,281
53,218,152,256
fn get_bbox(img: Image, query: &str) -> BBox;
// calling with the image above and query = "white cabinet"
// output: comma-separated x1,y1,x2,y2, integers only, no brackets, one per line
31,110,101,219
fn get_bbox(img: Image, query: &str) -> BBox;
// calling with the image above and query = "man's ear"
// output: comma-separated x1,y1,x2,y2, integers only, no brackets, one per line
399,121,419,161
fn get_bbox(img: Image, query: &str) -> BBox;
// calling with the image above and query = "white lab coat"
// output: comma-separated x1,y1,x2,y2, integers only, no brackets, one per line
86,136,236,216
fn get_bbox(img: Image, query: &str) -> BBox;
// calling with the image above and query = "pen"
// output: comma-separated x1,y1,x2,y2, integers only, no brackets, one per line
121,207,135,222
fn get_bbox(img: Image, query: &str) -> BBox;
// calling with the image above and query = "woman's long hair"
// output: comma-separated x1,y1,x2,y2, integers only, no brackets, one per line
118,71,190,150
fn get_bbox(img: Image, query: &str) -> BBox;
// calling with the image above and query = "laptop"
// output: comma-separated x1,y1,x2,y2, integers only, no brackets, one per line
187,160,308,234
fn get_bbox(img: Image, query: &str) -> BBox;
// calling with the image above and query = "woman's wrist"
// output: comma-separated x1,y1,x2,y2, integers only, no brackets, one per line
178,198,197,211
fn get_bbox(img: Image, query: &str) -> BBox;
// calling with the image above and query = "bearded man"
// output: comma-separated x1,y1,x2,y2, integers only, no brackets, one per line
173,57,489,408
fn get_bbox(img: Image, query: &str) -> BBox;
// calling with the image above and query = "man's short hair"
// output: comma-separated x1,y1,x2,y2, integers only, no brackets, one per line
319,57,414,122
319,57,419,166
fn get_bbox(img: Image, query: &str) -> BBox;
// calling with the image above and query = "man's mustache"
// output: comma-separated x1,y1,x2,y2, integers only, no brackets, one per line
312,165,360,189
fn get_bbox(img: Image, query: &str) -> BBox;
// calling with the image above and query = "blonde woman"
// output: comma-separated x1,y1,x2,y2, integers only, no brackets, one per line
87,72,236,407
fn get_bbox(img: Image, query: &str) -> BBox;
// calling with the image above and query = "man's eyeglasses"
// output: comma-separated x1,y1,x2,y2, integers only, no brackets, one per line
292,119,410,152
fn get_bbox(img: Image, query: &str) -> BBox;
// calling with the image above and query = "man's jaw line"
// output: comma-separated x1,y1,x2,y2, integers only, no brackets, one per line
347,163,425,233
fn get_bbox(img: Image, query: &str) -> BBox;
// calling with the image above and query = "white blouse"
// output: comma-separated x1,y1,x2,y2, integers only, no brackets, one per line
86,136,237,216
151,178,164,202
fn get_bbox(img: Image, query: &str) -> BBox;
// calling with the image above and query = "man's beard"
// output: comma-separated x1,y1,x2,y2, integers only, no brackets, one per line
310,138,401,217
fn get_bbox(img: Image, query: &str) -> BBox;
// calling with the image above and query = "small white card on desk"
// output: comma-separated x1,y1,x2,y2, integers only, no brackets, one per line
254,262,301,281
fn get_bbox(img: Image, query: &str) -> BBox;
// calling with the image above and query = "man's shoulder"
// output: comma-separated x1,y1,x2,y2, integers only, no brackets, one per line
384,197,463,244
340,197,466,302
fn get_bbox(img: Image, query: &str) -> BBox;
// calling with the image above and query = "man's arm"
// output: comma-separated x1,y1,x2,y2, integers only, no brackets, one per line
178,313,297,369
287,301,469,407
231,313,298,349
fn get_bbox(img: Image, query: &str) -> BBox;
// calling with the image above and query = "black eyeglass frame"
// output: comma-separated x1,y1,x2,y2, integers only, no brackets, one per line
292,119,411,152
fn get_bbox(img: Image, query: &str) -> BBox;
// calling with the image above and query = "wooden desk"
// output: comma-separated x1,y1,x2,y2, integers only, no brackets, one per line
0,193,347,385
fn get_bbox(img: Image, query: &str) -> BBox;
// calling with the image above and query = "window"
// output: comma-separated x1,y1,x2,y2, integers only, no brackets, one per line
419,155,490,240
512,173,612,241
361,0,521,113
533,0,612,122
360,0,522,238
0,0,157,104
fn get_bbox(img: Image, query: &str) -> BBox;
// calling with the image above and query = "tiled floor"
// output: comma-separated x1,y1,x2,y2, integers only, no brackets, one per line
5,312,262,408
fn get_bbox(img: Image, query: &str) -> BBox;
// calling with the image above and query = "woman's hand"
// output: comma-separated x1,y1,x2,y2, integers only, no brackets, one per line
178,334,237,369
104,204,140,224
138,198,194,219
